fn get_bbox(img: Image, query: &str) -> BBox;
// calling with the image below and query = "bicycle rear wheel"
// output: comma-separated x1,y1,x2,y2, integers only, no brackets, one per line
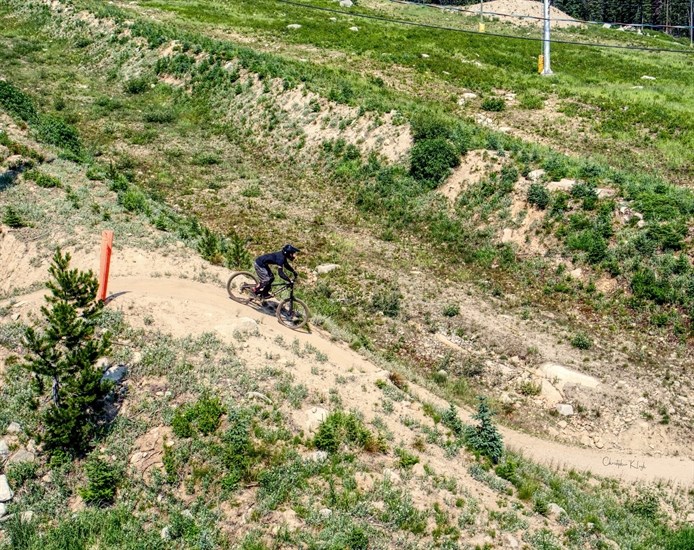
227,271,258,304
276,297,309,330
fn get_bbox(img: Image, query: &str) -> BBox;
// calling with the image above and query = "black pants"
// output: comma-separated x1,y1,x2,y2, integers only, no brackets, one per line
254,263,273,294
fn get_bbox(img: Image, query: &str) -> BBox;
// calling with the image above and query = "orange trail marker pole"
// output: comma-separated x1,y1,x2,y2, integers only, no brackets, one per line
97,230,114,302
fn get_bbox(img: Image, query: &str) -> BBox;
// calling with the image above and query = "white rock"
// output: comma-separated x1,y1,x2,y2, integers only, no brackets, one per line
316,263,340,274
0,440,8,457
641,75,656,80
349,26,359,32
339,0,353,6
232,317,258,335
287,24,302,30
0,475,13,503
547,503,566,518
558,420,567,429
527,169,545,182
0,503,5,518
556,403,574,416
307,450,328,462
503,534,520,549
8,450,35,464
602,23,611,29
319,508,332,519
305,407,329,433
161,526,171,540
383,468,401,483
421,53,429,58
6,422,21,435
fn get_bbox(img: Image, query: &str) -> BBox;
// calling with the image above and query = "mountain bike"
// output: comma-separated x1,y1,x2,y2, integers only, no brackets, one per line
226,271,310,330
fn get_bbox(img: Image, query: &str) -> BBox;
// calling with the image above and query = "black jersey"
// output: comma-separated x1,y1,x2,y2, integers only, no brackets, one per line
254,251,296,280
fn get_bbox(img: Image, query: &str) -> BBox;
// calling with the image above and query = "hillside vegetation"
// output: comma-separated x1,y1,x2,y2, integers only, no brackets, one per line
0,0,693,548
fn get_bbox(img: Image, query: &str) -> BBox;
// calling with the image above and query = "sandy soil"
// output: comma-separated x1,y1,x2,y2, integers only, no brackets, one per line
466,0,582,29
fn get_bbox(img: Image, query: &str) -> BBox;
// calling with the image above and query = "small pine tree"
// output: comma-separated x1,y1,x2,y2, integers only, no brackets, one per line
223,231,251,269
23,249,112,457
3,206,27,228
466,396,504,464
197,226,223,264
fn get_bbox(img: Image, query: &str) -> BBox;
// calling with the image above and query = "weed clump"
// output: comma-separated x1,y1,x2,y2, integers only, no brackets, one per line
481,97,506,112
313,410,376,453
24,169,61,188
171,393,224,438
527,183,550,210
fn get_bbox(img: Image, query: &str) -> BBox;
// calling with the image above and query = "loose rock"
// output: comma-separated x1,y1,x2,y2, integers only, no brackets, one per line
556,403,574,416
8,450,35,465
6,423,21,435
0,476,13,503
316,264,340,274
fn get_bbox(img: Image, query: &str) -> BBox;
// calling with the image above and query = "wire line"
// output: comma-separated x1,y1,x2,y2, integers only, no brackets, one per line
276,0,694,54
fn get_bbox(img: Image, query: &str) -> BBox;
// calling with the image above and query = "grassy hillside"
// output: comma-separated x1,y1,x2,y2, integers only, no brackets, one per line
0,0,693,547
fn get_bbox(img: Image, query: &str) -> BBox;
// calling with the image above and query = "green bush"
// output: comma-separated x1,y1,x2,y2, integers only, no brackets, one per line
0,79,38,123
313,411,374,453
442,304,460,317
527,183,550,210
197,227,223,265
3,206,28,228
371,288,402,318
191,152,221,166
396,447,420,469
123,76,150,94
481,97,506,112
409,137,459,187
518,92,544,110
118,188,149,214
6,460,38,489
79,457,120,506
24,169,61,188
409,111,452,141
570,332,592,350
626,492,660,519
37,115,81,155
171,393,224,438
143,108,176,124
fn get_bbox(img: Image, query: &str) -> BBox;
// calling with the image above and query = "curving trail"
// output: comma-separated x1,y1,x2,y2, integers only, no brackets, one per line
108,276,694,489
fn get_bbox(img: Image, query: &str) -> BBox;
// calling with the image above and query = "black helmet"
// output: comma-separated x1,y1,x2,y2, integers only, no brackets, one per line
282,244,300,257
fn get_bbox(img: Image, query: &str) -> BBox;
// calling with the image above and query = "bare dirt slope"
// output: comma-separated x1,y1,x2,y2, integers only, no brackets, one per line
467,0,581,28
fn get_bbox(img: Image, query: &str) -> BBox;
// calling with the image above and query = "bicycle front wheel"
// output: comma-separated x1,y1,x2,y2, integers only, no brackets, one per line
276,297,309,330
227,271,258,304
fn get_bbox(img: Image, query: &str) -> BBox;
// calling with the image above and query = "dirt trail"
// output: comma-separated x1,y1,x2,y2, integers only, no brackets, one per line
104,276,694,488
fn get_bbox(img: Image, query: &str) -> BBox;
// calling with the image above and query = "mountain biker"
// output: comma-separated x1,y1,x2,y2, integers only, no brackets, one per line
253,244,300,298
